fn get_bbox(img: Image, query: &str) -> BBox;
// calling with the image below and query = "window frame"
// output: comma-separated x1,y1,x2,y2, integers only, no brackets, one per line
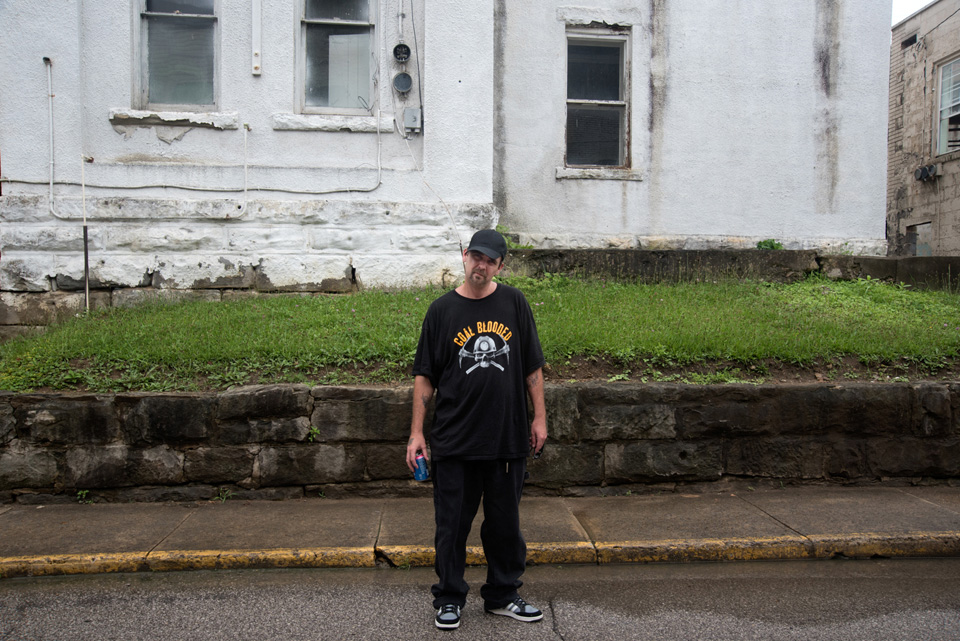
936,55,960,156
136,0,220,112
297,0,378,116
565,26,631,169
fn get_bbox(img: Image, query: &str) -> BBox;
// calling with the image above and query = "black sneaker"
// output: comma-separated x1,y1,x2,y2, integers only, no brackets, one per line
435,604,462,629
484,596,543,622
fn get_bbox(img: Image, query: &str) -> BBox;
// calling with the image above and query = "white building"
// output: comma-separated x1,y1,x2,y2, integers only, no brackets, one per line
0,1,891,326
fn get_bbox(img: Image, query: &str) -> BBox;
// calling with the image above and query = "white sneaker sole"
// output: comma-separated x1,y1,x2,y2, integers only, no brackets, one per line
485,608,543,622
435,619,461,630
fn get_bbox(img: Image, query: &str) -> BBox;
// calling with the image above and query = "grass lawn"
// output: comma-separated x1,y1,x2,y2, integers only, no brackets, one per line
1,274,959,392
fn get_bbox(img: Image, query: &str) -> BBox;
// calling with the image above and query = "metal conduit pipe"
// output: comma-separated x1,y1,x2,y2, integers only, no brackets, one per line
43,57,56,215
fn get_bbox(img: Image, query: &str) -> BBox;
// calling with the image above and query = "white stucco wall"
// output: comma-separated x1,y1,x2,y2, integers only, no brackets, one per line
0,0,494,293
0,0,893,303
495,0,891,254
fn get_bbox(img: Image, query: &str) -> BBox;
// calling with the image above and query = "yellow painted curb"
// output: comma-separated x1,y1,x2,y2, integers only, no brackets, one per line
0,552,148,579
378,541,599,568
595,536,815,564
145,547,376,571
376,545,435,568
527,541,598,565
809,531,960,559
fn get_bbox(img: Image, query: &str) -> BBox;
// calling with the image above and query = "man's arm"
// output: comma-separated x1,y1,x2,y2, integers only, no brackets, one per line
526,367,547,454
406,375,435,472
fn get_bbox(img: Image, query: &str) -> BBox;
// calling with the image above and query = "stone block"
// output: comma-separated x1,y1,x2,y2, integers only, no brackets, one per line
63,444,129,488
149,256,257,290
0,326,45,342
676,384,916,439
127,446,184,485
527,443,603,488
0,257,51,292
0,403,14,446
605,441,722,483
579,402,676,441
818,255,899,281
106,225,224,253
98,485,217,503
119,394,217,445
866,437,960,477
217,385,312,420
823,437,868,479
723,438,826,479
363,443,411,481
15,395,120,445
914,383,954,437
2,225,100,253
951,384,960,435
510,249,819,284
0,444,58,489
183,447,255,483
0,291,108,325
897,257,960,291
257,444,364,486
311,387,412,442
219,417,311,444
254,255,356,292
542,385,580,443
111,288,221,309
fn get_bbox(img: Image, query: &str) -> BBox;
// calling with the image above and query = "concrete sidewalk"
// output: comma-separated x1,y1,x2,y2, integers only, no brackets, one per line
2,486,960,579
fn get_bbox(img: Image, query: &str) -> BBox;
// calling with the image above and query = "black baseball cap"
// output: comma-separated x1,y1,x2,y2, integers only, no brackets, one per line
466,229,507,261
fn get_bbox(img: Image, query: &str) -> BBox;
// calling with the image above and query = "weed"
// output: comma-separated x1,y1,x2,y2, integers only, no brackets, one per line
76,489,92,504
214,487,234,503
495,224,534,250
307,426,322,442
756,239,784,250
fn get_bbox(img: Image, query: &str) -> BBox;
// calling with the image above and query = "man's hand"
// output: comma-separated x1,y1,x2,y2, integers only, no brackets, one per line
406,433,429,472
529,415,547,455
526,367,547,456
407,375,434,472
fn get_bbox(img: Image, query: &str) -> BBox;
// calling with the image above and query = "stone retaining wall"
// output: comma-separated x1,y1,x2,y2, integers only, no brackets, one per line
1,382,958,503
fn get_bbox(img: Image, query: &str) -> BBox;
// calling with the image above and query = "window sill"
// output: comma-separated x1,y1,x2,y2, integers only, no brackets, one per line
935,149,960,164
272,113,394,133
556,167,644,181
109,109,239,130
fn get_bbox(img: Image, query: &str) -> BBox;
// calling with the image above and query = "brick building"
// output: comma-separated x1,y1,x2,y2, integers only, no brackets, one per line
888,0,960,255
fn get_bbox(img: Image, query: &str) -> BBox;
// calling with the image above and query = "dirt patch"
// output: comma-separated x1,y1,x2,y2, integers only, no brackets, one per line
542,354,960,386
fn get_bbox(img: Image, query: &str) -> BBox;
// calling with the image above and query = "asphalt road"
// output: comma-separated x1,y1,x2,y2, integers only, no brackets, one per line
2,559,960,640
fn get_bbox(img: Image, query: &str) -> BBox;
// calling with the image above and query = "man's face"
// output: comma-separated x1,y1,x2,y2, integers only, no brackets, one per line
463,250,504,288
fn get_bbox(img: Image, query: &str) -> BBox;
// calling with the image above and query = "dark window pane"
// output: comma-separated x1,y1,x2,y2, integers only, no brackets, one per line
305,24,371,108
306,0,369,21
567,105,623,166
568,43,621,101
146,0,214,14
147,15,215,105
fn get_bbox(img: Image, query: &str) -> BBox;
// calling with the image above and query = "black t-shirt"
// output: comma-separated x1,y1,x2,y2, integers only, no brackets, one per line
412,283,545,460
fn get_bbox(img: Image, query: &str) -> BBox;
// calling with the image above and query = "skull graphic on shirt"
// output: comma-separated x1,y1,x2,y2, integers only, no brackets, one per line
458,335,510,374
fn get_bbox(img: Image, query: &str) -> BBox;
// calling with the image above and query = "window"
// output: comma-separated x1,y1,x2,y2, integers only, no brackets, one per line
301,0,375,113
938,57,960,155
566,30,629,167
140,0,217,109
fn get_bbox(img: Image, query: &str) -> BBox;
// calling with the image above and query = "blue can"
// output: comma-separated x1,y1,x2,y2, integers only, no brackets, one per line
414,454,430,481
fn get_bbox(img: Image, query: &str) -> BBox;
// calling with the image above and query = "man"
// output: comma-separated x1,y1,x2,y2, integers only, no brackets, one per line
406,229,547,630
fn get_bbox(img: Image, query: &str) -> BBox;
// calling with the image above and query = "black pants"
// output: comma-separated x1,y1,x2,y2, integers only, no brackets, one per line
431,458,527,609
